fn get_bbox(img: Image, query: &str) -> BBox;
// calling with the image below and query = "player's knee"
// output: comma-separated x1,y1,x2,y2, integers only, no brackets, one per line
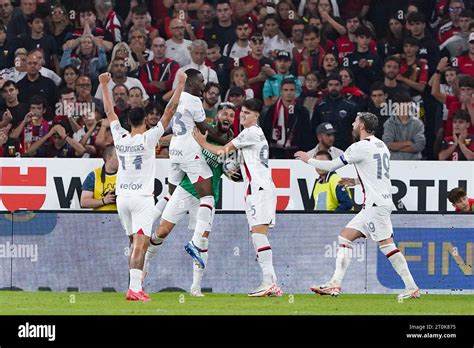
338,236,353,249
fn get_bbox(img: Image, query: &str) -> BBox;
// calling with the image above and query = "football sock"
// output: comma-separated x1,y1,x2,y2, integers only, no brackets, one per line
380,243,417,289
331,236,353,285
192,196,214,250
192,250,208,291
152,194,170,222
251,233,276,284
129,269,143,292
150,231,164,246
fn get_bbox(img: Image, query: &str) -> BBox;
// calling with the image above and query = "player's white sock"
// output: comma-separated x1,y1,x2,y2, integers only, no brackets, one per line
129,269,143,292
192,250,208,291
152,194,170,222
192,196,214,250
380,243,417,289
251,233,276,284
331,236,353,286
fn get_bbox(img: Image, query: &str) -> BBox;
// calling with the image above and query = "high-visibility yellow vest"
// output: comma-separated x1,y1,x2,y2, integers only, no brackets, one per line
93,167,117,211
312,171,351,211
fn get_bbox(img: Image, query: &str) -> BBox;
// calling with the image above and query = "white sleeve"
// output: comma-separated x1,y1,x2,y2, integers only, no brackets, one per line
144,122,165,148
231,127,260,149
110,120,128,143
307,157,345,171
193,98,206,123
340,141,367,165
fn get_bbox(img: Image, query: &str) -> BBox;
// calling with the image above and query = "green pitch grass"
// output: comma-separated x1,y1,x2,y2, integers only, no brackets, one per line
0,292,473,315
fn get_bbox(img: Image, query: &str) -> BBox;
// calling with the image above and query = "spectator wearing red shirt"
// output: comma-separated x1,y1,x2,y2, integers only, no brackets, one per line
432,58,474,136
437,0,464,44
439,109,474,160
448,187,474,212
138,37,179,104
334,13,377,65
456,32,474,76
291,25,325,83
239,32,274,100
397,37,429,98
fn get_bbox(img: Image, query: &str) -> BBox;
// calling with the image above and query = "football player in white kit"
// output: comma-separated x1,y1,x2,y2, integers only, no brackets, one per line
193,98,282,297
153,69,230,270
295,112,420,300
99,70,187,302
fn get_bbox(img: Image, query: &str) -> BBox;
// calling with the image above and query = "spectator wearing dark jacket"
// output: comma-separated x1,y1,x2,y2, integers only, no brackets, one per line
311,74,358,150
262,78,315,159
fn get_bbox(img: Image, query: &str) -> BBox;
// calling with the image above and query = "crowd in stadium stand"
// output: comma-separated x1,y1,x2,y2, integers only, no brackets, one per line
0,0,473,162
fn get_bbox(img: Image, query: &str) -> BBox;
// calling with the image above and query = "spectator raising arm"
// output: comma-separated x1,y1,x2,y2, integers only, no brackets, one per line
431,57,449,104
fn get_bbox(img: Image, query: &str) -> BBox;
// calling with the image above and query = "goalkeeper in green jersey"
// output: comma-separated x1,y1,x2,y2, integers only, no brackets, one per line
143,102,236,296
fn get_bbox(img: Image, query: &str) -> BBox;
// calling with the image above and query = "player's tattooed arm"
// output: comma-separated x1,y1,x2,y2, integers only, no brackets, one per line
98,73,118,122
193,127,236,156
338,177,360,187
161,70,187,129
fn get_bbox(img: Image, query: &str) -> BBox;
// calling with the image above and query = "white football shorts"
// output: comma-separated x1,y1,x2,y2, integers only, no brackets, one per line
116,195,154,237
245,187,277,228
346,205,394,242
168,157,213,186
162,185,215,231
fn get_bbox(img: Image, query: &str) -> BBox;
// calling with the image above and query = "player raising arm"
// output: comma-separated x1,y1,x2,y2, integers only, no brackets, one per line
193,98,282,297
99,70,187,302
295,112,420,300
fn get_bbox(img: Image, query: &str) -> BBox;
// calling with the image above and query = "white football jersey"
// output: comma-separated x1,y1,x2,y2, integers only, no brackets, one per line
341,135,394,208
169,91,206,163
111,120,164,196
231,125,275,194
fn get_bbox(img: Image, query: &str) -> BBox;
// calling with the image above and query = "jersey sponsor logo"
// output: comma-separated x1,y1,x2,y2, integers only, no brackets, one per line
115,144,145,153
377,228,473,289
119,183,143,190
169,148,183,156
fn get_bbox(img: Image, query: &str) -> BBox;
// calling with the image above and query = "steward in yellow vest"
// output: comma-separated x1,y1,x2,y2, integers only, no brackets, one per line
311,150,353,212
80,145,118,211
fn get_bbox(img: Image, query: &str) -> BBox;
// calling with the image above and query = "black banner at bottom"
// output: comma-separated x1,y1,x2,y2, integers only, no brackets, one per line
0,315,472,346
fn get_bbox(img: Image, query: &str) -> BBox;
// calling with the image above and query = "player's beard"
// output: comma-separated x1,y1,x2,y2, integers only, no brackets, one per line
217,120,231,134
353,128,360,142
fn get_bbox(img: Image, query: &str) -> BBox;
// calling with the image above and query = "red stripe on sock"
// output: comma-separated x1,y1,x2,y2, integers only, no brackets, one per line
200,204,213,211
137,228,144,235
386,249,400,258
257,246,272,252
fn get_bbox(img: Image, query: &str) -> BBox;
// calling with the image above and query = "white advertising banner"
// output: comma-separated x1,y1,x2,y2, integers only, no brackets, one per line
0,158,472,212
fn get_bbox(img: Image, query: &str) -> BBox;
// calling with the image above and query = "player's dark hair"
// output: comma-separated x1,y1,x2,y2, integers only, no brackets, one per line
128,107,147,127
448,187,467,204
357,112,378,134
315,149,332,160
242,98,263,114
452,109,470,123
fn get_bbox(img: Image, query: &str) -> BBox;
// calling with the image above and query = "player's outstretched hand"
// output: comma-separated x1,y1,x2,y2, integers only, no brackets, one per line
294,151,310,163
192,127,208,145
338,177,356,187
176,70,187,86
99,72,111,85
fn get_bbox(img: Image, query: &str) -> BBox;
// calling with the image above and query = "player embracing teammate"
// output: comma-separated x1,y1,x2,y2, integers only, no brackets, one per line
99,70,187,302
193,99,282,297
